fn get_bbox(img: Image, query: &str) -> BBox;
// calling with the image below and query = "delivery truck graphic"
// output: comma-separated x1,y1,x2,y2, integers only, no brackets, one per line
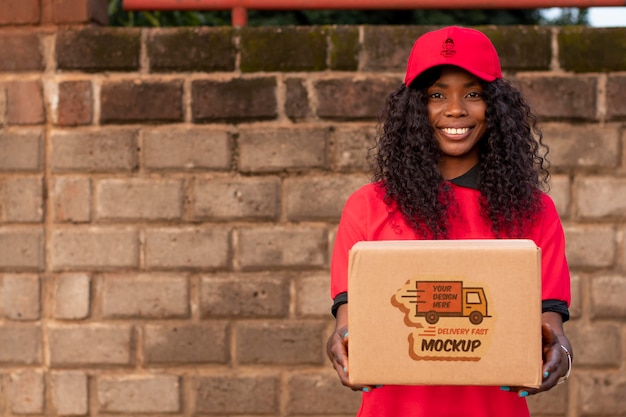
401,280,489,325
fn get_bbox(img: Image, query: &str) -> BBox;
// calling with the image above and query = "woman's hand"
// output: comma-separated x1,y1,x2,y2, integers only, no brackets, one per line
501,312,572,397
326,304,378,392
327,323,351,386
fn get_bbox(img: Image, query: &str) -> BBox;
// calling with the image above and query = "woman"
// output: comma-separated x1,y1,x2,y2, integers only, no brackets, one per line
327,26,572,417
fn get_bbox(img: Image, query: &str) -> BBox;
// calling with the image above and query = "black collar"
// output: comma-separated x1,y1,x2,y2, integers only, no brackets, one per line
449,164,480,190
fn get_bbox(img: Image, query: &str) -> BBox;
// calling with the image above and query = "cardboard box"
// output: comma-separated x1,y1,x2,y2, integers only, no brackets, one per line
348,239,542,388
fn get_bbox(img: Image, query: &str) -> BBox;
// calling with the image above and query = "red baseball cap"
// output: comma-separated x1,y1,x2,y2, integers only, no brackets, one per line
404,26,502,87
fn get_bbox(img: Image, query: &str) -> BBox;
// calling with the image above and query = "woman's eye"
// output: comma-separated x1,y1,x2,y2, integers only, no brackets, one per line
467,91,482,99
429,92,444,99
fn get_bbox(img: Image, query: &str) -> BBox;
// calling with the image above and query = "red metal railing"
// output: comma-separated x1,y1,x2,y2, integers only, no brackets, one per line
123,0,626,26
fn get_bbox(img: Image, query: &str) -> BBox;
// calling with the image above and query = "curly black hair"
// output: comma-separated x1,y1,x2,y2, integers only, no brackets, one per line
371,68,550,239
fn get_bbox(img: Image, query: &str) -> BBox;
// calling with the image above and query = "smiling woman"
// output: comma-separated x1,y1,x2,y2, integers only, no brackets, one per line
327,26,574,417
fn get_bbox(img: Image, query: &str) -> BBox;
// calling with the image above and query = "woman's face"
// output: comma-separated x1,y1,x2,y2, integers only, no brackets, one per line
426,66,487,179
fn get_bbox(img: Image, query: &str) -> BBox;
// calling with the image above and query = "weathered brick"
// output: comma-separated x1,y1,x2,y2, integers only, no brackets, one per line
329,26,359,71
547,174,570,219
100,274,189,319
191,77,277,123
0,25,622,416
564,225,615,268
578,372,626,416
1,85,5,126
193,176,280,221
142,128,232,171
97,375,180,413
0,227,44,271
144,227,230,270
559,27,626,73
95,179,183,221
575,176,626,219
147,27,235,72
101,80,183,124
236,321,326,365
0,176,43,222
57,80,93,126
5,80,45,125
52,176,92,223
50,371,88,416
0,129,43,171
238,226,327,270
199,273,289,318
0,325,41,364
53,273,91,320
49,324,132,366
50,129,138,173
526,382,568,416
542,123,619,169
56,28,141,71
285,78,310,120
515,75,597,120
606,75,626,120
0,274,40,320
365,25,550,73
0,0,39,25
330,125,376,172
143,322,229,364
0,31,43,71
49,0,108,25
38,0,53,22
316,77,400,119
0,373,5,414
617,226,626,271
240,26,326,72
194,374,279,414
50,227,139,271
485,26,552,71
590,274,626,319
569,273,582,319
286,372,361,415
296,272,331,317
329,225,338,261
567,322,621,366
238,127,327,173
362,26,425,72
9,370,43,414
285,174,368,221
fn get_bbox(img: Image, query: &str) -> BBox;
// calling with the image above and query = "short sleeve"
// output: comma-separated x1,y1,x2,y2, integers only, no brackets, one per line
534,195,571,306
330,188,370,300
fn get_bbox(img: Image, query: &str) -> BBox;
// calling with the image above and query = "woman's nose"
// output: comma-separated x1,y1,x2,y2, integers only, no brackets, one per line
444,97,468,117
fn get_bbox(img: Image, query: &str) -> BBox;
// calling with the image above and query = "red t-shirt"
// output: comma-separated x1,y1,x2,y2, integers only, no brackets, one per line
330,181,571,417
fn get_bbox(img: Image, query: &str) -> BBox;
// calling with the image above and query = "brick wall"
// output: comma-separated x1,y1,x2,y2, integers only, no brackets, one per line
1,3,626,416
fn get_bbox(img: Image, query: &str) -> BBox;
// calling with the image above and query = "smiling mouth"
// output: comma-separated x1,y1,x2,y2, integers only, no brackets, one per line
441,127,470,135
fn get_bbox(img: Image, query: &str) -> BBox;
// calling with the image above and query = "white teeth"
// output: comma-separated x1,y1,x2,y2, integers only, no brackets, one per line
442,127,470,135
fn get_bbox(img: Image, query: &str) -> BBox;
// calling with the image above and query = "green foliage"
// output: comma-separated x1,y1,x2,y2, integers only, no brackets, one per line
540,8,589,25
108,0,230,26
108,0,587,27
246,9,543,26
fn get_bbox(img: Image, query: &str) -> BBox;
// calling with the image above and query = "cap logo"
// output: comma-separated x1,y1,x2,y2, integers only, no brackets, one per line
441,38,456,58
